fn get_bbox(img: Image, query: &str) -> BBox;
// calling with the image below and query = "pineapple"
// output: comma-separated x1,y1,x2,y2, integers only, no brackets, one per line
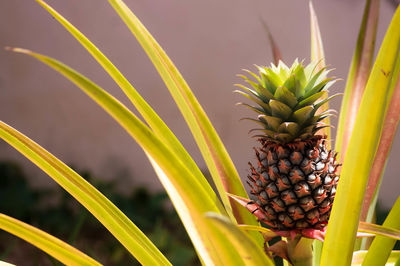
236,60,340,232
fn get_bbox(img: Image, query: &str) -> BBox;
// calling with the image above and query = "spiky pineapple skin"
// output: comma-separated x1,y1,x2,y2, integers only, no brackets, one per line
247,136,339,230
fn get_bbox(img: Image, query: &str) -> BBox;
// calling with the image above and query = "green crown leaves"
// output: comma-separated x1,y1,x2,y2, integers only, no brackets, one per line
236,60,338,143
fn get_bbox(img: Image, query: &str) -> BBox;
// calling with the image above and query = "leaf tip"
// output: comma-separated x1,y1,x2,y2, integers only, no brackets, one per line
4,47,31,54
309,1,316,15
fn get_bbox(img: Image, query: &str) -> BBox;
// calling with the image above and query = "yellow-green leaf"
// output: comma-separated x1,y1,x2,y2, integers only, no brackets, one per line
0,213,101,266
361,36,400,223
107,0,261,238
359,221,400,241
321,6,400,265
309,1,330,144
34,0,217,212
335,0,380,161
363,197,400,266
8,49,254,264
237,225,278,239
206,213,274,266
147,155,246,265
352,250,400,266
0,122,170,265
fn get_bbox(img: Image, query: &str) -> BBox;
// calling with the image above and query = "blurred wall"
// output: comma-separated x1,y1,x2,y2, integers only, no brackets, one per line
0,0,398,208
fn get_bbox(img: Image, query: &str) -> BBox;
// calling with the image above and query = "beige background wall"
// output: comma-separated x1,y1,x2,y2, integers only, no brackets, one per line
0,0,398,208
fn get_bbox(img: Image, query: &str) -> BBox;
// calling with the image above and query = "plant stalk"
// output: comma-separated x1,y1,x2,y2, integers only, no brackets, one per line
287,236,313,266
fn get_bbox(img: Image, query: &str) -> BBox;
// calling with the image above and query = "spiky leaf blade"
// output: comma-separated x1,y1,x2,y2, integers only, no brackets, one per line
0,122,171,265
107,0,262,234
310,1,331,145
363,197,400,265
206,213,274,266
321,6,400,265
0,213,101,266
335,0,380,160
34,0,216,216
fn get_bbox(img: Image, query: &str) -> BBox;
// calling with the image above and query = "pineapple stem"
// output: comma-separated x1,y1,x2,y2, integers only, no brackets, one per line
287,236,314,266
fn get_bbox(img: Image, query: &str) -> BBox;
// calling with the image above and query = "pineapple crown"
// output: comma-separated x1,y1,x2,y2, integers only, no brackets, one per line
236,59,338,143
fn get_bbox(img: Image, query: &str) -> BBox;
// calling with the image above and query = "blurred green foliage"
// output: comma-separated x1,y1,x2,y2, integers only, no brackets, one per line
0,161,200,265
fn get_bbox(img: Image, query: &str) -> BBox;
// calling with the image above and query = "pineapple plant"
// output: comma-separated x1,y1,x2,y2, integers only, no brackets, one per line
0,0,399,265
237,61,340,234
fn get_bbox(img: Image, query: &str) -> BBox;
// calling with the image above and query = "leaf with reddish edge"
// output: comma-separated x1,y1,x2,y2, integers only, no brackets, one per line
33,0,219,216
107,0,262,238
227,193,268,220
260,18,283,65
359,221,400,241
321,6,400,265
361,47,400,222
205,213,274,266
309,2,331,148
309,2,325,69
335,0,380,161
309,3,330,263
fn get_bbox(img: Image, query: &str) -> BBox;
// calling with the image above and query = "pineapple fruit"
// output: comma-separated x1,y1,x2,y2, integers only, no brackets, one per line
237,60,340,232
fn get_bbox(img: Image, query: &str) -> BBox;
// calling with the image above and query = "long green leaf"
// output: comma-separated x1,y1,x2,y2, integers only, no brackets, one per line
0,213,100,266
352,250,400,265
320,6,400,265
107,0,261,235
206,213,274,266
360,184,380,250
147,155,247,266
146,155,241,265
10,49,253,265
335,0,380,252
363,197,400,266
359,221,400,241
34,0,219,211
309,1,330,144
335,0,380,161
0,121,170,265
361,44,400,221
309,3,328,263
237,225,277,238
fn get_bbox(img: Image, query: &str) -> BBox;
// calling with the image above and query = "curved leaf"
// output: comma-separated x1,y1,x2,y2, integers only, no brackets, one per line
321,6,400,265
363,197,400,266
206,213,274,266
0,121,170,265
34,0,218,215
335,0,380,161
147,155,245,265
0,213,101,266
7,49,256,264
107,0,262,237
